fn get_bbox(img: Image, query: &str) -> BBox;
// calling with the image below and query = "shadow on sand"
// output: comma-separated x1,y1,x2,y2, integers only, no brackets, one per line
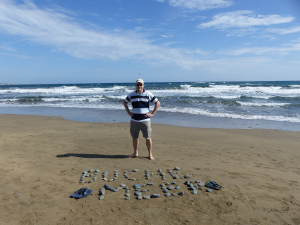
56,153,128,159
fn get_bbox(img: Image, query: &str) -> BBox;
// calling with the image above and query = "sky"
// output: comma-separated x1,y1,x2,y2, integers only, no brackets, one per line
0,0,300,84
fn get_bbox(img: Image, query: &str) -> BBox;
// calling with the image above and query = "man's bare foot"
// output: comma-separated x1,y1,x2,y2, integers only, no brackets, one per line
149,156,155,160
129,153,138,158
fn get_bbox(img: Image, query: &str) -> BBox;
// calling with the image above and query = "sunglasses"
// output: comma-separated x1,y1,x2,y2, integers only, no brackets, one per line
136,83,143,86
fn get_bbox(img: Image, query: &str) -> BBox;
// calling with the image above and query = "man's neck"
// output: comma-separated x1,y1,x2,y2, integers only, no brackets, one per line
136,89,143,94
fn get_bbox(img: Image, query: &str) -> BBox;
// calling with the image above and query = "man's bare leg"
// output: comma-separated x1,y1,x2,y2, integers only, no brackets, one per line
146,138,154,160
129,138,139,158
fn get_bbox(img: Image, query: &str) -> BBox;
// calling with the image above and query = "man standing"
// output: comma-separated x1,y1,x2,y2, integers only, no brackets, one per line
123,79,160,160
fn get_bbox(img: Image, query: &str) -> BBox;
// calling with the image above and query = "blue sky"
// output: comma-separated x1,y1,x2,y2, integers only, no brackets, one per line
0,0,300,84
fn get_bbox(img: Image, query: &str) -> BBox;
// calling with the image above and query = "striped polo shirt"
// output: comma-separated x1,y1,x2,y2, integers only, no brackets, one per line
125,89,159,122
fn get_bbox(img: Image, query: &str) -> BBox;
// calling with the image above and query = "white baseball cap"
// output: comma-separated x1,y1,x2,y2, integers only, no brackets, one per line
136,79,144,85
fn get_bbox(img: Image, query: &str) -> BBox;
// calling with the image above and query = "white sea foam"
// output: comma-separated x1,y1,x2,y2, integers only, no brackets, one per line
212,95,241,99
2,83,300,97
180,84,192,89
289,85,300,88
0,101,124,110
236,102,290,107
160,107,300,123
151,84,300,100
0,85,130,95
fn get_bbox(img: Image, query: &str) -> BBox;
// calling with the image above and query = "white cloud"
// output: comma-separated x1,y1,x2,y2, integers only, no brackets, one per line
0,51,31,59
198,10,294,29
222,42,300,56
202,56,300,81
0,44,31,58
268,26,300,35
0,45,16,52
226,27,258,37
0,42,31,58
157,0,233,11
0,0,207,69
160,34,173,38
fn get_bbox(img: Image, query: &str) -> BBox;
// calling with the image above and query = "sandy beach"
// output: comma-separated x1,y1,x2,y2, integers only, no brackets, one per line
0,114,299,225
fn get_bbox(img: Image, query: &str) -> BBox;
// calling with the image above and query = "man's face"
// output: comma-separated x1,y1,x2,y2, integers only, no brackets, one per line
136,82,144,93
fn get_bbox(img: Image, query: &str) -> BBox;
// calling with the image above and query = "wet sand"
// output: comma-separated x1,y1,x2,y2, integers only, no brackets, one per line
0,114,299,225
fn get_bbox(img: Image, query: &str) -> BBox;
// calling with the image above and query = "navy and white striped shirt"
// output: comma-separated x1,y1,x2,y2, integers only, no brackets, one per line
125,89,159,122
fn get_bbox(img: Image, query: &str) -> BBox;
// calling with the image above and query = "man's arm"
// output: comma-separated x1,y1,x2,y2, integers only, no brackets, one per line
123,101,133,117
146,101,160,118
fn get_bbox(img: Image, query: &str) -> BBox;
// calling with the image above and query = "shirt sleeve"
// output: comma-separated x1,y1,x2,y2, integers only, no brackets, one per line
124,93,131,103
149,92,158,103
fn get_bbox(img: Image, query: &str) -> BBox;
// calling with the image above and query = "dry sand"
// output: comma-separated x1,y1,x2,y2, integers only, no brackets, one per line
0,114,299,225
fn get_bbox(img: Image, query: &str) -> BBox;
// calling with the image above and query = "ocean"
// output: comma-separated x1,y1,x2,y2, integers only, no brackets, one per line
1,81,300,131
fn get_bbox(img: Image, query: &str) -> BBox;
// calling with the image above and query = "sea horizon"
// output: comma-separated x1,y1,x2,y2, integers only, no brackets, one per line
1,79,300,85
